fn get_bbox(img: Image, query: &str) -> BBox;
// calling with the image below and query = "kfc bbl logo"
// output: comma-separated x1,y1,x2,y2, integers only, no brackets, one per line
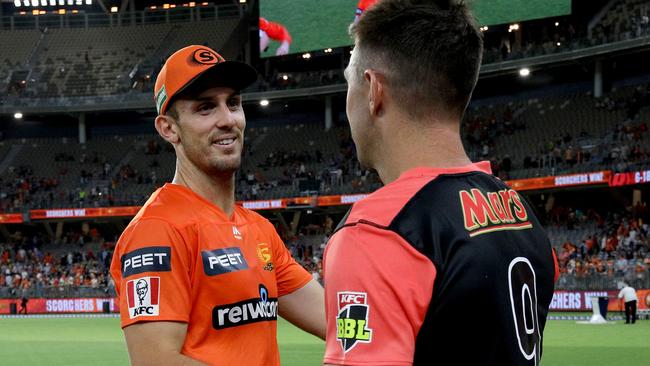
127,277,160,319
336,292,372,353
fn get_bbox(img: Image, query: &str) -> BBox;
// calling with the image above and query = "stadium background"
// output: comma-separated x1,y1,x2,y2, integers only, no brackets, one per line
0,0,649,365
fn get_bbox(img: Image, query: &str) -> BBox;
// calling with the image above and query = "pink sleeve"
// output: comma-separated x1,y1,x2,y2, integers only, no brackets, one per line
323,223,436,366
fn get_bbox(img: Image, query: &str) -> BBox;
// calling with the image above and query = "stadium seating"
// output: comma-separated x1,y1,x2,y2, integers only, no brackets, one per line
463,80,650,179
0,76,648,212
591,0,650,44
0,17,243,99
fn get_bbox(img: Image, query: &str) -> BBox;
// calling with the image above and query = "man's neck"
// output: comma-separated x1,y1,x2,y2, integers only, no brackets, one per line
374,120,472,185
172,160,236,218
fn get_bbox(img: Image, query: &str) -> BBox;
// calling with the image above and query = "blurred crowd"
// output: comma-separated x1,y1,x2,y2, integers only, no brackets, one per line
0,230,115,298
550,204,650,283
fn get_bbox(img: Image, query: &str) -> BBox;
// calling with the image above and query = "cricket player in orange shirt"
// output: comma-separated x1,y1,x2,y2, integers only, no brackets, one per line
109,45,325,366
260,17,292,56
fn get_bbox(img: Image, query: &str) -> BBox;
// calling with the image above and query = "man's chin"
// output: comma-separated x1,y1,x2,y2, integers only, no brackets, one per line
207,159,241,176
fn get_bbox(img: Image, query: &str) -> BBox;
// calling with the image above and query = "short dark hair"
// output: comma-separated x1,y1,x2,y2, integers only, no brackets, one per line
351,0,483,119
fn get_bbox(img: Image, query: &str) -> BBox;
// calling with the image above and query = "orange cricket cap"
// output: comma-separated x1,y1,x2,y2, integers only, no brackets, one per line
154,45,257,115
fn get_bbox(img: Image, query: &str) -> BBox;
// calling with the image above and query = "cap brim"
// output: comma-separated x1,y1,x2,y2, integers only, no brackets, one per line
174,61,258,101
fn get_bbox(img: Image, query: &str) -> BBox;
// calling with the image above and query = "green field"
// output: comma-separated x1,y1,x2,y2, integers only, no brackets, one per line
0,317,648,365
260,0,571,56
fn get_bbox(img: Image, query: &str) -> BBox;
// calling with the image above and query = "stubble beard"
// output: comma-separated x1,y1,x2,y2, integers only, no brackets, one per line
183,141,242,179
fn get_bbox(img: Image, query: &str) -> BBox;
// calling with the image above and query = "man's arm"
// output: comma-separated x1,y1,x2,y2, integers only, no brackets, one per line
124,322,205,366
279,279,326,340
123,322,208,366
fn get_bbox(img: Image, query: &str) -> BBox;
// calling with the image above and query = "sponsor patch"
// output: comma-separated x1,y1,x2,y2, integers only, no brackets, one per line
337,292,372,353
212,284,278,329
126,277,160,319
256,242,274,271
121,246,171,277
202,247,249,276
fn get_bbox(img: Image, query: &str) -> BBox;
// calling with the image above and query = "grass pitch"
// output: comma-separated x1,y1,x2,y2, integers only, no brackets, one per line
0,316,647,365
259,0,571,56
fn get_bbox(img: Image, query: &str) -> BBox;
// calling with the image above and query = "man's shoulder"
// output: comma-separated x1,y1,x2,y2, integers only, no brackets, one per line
345,175,435,228
133,185,199,226
236,206,274,229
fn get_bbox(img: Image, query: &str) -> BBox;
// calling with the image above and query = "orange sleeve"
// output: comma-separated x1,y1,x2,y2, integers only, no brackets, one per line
268,228,311,297
259,18,291,43
110,218,193,328
323,224,435,365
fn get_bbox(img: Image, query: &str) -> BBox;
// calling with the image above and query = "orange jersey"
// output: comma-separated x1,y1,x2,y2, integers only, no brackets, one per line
110,183,311,366
259,17,292,43
356,0,378,16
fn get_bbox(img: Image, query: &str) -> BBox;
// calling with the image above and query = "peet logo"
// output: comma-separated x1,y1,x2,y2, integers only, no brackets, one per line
202,247,249,276
212,284,278,329
121,246,171,277
126,277,160,319
459,188,533,237
336,292,372,353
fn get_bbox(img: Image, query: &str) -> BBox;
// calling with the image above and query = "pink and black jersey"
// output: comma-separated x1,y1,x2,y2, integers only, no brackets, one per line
323,162,558,366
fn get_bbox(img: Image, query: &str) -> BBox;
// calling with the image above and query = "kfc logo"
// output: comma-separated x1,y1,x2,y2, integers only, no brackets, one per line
127,277,160,319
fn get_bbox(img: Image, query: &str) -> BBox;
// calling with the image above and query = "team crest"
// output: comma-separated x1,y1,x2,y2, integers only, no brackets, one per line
257,242,274,271
336,292,372,352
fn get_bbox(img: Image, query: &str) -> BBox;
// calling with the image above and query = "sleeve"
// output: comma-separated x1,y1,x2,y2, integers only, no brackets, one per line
323,223,436,366
109,218,193,328
268,228,312,297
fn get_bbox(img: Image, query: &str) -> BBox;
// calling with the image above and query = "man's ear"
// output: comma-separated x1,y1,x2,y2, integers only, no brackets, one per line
154,114,180,144
365,69,385,118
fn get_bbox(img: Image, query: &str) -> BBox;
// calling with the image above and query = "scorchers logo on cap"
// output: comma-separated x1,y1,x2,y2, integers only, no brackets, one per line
336,292,372,353
126,277,160,319
192,48,225,65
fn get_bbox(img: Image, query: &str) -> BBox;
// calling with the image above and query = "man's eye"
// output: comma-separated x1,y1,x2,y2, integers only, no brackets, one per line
228,98,241,108
198,103,215,112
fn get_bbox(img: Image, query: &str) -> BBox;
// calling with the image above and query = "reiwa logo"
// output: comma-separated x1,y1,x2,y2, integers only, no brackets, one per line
337,292,372,353
126,277,160,319
212,284,277,330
